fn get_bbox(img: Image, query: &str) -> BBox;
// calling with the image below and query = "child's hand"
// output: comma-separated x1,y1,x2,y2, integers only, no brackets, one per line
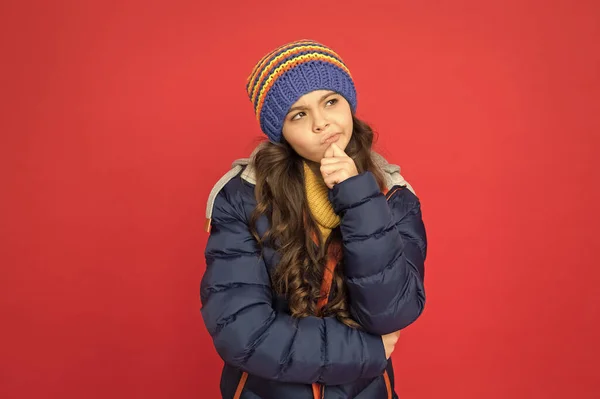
320,143,359,189
381,330,401,359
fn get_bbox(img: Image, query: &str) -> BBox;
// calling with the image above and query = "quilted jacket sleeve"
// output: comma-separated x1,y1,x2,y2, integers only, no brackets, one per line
200,181,389,385
329,171,427,335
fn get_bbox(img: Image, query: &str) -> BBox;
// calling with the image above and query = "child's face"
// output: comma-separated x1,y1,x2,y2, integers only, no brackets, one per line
282,90,353,162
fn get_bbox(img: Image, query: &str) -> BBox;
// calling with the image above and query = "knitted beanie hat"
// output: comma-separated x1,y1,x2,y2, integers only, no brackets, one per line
246,39,357,142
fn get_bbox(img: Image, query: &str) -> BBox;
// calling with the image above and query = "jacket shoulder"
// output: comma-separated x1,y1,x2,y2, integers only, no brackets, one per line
371,151,417,196
205,166,256,232
386,184,422,221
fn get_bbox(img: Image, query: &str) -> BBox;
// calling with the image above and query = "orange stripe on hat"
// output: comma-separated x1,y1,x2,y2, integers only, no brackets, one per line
246,39,316,90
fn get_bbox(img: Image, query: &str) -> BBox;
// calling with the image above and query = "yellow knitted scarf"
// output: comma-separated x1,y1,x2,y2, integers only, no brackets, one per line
303,162,341,243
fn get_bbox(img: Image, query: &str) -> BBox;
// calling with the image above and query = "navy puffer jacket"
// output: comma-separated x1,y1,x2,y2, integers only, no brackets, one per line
200,149,427,399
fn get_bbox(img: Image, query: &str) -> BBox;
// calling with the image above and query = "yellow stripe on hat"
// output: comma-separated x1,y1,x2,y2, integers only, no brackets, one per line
246,40,315,87
249,45,344,105
255,53,352,120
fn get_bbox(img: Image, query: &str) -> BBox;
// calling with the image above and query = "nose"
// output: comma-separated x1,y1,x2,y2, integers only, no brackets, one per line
312,110,329,133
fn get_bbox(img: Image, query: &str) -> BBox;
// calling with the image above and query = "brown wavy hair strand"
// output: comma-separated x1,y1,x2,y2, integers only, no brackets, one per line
249,115,386,328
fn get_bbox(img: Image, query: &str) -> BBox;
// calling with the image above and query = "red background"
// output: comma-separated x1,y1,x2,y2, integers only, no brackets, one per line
1,1,599,398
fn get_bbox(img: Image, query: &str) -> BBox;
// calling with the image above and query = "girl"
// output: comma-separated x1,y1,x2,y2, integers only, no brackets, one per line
200,39,427,399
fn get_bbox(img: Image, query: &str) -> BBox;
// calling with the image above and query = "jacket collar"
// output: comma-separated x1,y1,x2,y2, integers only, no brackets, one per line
205,142,415,229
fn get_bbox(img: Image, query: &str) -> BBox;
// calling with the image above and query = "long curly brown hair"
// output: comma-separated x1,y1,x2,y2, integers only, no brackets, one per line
248,115,386,328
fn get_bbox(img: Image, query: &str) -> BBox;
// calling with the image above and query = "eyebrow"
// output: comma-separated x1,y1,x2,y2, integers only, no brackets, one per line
286,91,336,115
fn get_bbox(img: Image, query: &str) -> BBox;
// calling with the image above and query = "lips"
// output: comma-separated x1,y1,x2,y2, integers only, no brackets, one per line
321,132,342,145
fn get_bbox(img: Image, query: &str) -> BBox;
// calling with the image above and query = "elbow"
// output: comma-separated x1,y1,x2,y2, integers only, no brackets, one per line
390,293,426,332
203,318,248,367
206,308,281,380
213,333,248,367
355,291,426,335
201,306,253,368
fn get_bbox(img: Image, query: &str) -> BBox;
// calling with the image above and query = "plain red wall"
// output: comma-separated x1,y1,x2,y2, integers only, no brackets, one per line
1,0,599,398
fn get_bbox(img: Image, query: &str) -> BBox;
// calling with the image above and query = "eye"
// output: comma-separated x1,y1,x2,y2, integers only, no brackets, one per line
326,98,338,106
291,111,306,121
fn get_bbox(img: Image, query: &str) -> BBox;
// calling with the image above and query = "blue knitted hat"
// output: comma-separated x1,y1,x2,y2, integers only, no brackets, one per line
246,39,357,142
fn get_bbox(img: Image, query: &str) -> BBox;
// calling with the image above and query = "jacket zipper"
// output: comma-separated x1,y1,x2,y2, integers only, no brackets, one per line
383,370,392,399
237,187,402,399
385,186,403,201
316,187,400,399
233,372,248,399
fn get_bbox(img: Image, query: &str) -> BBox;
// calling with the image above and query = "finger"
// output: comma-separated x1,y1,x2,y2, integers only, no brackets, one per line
320,157,346,165
330,143,347,158
320,162,346,176
323,169,349,189
323,174,336,189
323,145,335,158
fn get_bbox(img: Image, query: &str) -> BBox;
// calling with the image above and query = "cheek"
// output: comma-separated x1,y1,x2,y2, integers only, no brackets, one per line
284,128,316,156
345,118,353,133
333,106,353,132
297,136,318,157
337,112,353,136
294,138,323,162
